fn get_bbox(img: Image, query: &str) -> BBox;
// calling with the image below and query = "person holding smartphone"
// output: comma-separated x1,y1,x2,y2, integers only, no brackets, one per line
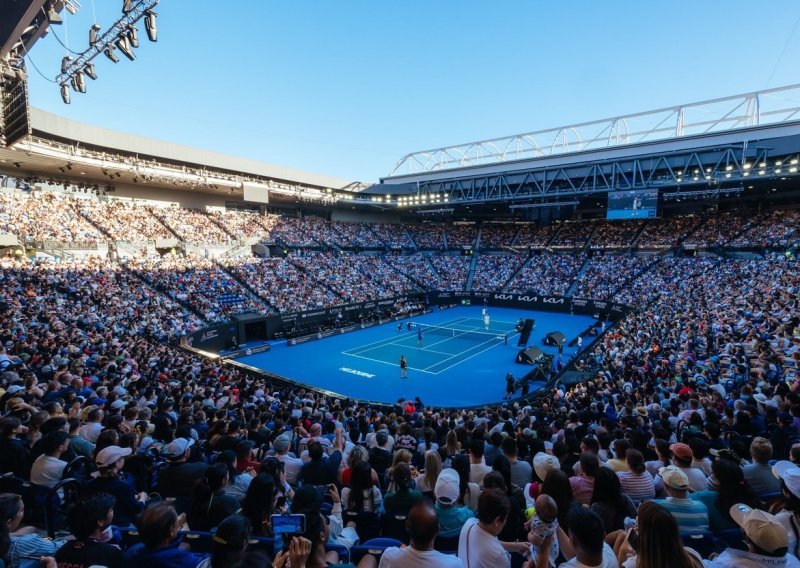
613,502,702,568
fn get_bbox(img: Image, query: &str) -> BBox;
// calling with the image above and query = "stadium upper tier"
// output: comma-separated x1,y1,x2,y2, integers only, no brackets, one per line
0,187,798,325
0,188,798,251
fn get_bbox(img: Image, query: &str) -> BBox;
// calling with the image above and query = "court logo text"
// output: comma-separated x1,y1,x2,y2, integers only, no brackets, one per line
339,367,376,379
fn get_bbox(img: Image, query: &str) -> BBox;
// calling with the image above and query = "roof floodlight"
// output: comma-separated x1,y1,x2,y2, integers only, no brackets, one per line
84,63,97,80
115,35,136,60
46,6,63,24
60,83,70,104
127,25,139,48
144,11,157,41
70,71,86,93
89,23,101,45
104,44,119,63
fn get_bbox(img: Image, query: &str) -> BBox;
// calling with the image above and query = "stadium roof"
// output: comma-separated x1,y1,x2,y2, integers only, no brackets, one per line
385,84,800,182
0,108,354,195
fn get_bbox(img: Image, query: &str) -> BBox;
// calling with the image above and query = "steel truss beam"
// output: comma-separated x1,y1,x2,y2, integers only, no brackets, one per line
392,144,800,208
389,84,800,176
54,0,157,86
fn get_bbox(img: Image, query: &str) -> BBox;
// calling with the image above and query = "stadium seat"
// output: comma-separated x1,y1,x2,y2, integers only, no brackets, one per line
380,513,410,543
434,533,460,553
680,531,725,559
344,510,381,542
715,528,746,551
350,538,403,565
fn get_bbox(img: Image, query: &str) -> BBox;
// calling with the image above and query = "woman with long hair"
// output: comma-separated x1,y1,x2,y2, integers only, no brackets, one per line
541,469,577,532
241,474,276,537
415,450,442,495
451,454,480,511
618,449,656,503
339,445,377,488
385,449,415,493
260,456,294,505
188,463,241,532
445,430,461,463
383,463,423,516
417,427,438,457
590,467,637,533
691,458,760,531
341,461,383,514
615,501,702,568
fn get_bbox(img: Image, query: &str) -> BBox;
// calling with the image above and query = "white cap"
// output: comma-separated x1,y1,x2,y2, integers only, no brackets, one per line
434,468,460,504
772,461,800,499
95,445,132,468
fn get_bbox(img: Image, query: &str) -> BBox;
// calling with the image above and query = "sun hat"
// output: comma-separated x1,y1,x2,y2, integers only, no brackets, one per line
772,461,800,499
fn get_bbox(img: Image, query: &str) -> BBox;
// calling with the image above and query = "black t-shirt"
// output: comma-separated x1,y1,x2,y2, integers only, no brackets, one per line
55,539,123,568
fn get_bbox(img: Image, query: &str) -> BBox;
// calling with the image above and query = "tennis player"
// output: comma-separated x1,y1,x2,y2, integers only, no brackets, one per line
417,327,423,347
400,355,407,379
483,312,490,330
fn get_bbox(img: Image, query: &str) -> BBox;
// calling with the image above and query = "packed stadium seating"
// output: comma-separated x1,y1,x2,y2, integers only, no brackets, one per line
1,186,800,567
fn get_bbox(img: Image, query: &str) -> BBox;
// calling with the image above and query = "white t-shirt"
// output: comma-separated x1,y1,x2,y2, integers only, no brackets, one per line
558,543,619,568
379,546,463,568
458,518,510,568
703,548,800,567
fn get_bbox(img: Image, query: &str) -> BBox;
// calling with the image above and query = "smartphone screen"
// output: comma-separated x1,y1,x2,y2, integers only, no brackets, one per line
270,514,306,535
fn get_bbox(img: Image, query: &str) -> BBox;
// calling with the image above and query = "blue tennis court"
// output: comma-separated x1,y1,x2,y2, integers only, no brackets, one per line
235,306,595,407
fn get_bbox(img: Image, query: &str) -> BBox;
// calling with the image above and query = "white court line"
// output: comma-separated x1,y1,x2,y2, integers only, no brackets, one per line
349,344,453,357
421,327,520,372
425,337,510,374
341,315,476,353
343,352,437,374
342,313,517,374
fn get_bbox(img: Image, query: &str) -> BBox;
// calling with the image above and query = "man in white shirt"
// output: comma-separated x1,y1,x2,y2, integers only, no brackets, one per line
273,434,303,485
366,425,395,452
669,443,708,492
459,489,513,568
558,508,619,568
705,504,800,567
379,501,462,568
30,431,70,488
469,438,492,486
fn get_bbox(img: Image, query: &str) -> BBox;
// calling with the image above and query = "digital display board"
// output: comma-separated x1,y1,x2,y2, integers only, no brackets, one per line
607,189,658,220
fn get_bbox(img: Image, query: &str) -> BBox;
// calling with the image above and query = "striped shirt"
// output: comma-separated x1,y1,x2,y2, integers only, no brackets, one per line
617,470,656,503
652,496,709,532
9,533,66,568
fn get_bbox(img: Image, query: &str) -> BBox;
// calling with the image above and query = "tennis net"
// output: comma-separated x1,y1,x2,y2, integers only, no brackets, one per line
410,322,511,344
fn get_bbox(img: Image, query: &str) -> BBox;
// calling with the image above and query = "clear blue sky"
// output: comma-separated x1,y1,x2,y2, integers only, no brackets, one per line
23,1,800,183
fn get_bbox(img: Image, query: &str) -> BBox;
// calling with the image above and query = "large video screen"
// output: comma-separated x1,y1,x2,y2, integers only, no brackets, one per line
607,189,658,220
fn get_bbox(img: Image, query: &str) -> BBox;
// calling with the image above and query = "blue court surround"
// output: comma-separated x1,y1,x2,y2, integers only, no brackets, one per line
235,306,594,408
